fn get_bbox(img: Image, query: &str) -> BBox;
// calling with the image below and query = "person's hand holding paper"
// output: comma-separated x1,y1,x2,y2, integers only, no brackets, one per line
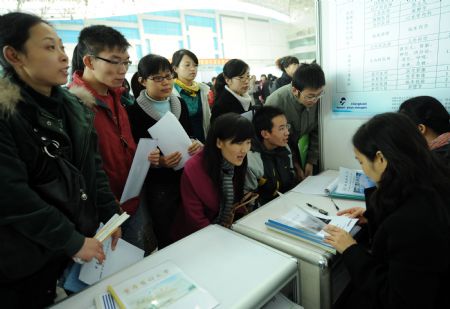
188,138,203,155
148,112,193,170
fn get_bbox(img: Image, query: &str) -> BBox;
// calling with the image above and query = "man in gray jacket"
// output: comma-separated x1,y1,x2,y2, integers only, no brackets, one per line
266,62,325,180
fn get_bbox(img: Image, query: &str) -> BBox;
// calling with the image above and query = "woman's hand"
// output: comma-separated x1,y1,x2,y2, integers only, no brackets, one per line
337,207,368,225
148,148,160,166
323,225,357,254
73,237,105,263
188,139,203,155
159,151,182,168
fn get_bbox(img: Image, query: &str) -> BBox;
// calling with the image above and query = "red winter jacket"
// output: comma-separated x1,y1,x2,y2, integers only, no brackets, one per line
69,71,138,214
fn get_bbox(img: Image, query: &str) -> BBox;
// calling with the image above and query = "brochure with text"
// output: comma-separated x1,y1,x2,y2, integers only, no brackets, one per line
108,261,219,309
266,206,358,254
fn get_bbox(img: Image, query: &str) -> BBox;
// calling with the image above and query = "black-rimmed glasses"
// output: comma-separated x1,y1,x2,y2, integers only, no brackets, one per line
148,73,175,82
92,55,132,67
299,90,324,102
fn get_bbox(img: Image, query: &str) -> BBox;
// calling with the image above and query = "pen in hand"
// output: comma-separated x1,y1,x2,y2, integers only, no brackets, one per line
306,203,329,216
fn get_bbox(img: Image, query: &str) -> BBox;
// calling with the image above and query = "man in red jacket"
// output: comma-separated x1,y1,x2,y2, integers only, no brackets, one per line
69,25,158,253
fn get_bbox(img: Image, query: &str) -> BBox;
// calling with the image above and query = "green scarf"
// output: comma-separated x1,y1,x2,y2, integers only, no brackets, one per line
175,78,200,97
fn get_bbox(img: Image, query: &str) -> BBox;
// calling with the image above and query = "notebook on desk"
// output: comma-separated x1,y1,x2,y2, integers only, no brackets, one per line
292,167,375,200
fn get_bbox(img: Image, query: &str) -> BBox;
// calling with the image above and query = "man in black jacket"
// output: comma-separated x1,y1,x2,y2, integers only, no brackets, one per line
245,106,297,205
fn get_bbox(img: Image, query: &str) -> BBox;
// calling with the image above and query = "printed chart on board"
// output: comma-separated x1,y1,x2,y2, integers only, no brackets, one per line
326,0,450,117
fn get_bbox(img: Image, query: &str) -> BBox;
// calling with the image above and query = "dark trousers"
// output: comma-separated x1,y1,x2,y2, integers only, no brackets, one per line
145,182,180,249
0,257,67,309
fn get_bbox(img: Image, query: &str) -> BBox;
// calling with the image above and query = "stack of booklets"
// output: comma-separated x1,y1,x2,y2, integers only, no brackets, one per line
265,206,358,254
107,261,219,309
293,167,375,200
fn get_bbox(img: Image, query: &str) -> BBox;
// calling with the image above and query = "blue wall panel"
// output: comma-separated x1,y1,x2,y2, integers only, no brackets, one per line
185,15,216,33
113,27,140,39
56,30,79,44
143,20,182,35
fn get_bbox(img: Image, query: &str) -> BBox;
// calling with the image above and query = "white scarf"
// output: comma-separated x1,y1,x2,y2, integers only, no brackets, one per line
225,86,253,111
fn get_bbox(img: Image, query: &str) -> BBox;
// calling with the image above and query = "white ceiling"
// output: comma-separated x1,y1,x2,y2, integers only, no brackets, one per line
2,0,315,23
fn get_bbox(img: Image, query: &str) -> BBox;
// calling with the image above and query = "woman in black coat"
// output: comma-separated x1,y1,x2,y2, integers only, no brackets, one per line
210,59,254,122
324,113,450,309
128,54,202,249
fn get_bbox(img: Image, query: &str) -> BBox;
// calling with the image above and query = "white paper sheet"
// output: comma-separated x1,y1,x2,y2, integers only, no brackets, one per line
79,237,144,285
120,138,157,204
291,174,337,195
148,112,192,170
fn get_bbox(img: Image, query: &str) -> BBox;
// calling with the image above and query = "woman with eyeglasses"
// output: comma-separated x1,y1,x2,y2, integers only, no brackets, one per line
0,12,120,307
172,49,211,143
171,113,254,240
128,54,202,249
210,59,255,122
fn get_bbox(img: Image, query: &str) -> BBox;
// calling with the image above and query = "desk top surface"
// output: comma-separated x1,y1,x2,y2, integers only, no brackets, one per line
52,225,297,309
233,171,365,264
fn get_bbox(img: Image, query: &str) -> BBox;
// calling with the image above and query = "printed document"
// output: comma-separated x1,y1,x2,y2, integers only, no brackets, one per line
148,112,192,170
120,138,157,204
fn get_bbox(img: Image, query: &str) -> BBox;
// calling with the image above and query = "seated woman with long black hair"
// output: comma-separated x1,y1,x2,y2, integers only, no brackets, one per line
324,112,450,309
171,113,255,240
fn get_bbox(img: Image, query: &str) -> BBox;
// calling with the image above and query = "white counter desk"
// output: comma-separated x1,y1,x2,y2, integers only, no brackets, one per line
52,225,298,309
232,171,365,309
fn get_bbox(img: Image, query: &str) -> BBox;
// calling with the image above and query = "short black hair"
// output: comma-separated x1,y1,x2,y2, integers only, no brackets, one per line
72,25,130,71
292,62,325,91
0,12,48,75
399,96,450,135
253,106,285,140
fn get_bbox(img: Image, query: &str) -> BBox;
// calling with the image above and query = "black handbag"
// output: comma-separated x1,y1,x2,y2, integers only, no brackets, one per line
30,130,97,236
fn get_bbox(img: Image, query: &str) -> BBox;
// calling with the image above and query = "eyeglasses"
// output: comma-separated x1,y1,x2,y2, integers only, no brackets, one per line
92,55,132,67
299,90,324,101
148,73,175,82
277,123,291,132
233,74,251,81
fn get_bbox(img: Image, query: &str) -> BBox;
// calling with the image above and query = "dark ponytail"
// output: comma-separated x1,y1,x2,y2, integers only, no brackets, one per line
130,72,143,98
214,73,227,99
71,44,85,74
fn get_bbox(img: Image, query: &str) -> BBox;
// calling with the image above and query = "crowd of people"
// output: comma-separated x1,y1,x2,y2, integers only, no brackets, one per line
1,11,449,309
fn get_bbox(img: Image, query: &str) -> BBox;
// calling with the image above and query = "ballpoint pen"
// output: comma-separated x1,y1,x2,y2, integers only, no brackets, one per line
330,197,340,211
306,203,329,216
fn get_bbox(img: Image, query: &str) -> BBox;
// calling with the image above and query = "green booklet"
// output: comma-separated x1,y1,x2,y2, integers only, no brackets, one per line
298,134,309,169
